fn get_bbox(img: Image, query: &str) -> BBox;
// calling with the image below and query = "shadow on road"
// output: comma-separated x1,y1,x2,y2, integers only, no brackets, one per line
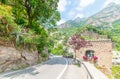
0,57,82,79
0,57,68,78
1,67,39,78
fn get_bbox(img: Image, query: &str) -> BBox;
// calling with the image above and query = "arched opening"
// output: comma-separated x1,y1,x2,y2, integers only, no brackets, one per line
85,50,94,60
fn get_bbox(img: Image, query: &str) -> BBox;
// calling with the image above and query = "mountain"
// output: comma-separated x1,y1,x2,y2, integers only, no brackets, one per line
58,2,120,29
57,17,86,28
57,2,120,51
86,3,120,29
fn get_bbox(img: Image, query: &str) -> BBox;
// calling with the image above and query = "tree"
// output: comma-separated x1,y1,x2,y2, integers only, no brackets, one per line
68,34,92,60
6,0,59,50
0,4,17,38
12,0,60,53
0,0,8,4
0,0,60,60
10,0,60,28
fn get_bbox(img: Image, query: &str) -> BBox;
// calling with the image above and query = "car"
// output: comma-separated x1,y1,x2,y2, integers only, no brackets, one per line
63,53,73,58
112,57,120,65
49,54,54,59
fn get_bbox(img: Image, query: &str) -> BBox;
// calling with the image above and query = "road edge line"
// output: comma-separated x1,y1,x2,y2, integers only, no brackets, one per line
57,58,68,79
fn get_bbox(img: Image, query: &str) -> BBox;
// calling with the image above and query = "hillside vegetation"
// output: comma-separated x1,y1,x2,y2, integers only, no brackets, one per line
0,4,17,46
0,0,60,58
58,3,120,51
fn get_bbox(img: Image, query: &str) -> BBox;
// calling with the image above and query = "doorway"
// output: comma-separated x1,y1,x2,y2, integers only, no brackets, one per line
85,50,94,60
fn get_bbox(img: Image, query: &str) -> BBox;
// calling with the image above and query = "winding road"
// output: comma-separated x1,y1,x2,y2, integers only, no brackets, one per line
0,57,68,79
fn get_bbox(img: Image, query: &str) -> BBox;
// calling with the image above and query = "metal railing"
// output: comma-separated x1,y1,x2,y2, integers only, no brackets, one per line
76,59,93,79
82,62,93,79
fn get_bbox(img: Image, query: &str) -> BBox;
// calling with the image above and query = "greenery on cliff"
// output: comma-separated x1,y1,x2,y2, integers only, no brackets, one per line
110,20,120,50
0,4,17,46
0,0,60,59
112,66,120,79
0,0,120,58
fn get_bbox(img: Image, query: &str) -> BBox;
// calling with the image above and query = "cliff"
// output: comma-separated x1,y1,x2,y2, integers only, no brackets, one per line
0,46,38,72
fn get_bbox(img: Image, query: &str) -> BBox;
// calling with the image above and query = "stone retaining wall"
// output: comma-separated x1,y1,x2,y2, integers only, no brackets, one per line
0,46,38,72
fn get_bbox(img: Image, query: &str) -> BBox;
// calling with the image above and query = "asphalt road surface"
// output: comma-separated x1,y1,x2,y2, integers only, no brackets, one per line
0,57,68,79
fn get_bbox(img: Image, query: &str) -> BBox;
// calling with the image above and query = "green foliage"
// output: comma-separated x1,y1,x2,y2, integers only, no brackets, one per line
113,19,120,27
116,44,120,50
10,0,60,53
13,26,24,45
11,0,60,28
0,4,17,36
0,0,9,4
0,4,17,45
52,44,65,55
82,25,105,34
47,28,61,53
109,23,120,50
112,66,120,79
41,53,48,58
59,27,81,38
0,0,60,56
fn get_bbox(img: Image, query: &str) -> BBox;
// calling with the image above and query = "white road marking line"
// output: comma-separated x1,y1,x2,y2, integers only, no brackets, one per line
56,58,68,79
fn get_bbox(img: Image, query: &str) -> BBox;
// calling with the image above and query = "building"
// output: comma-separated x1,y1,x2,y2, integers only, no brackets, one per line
112,51,120,64
75,30,113,68
76,39,112,68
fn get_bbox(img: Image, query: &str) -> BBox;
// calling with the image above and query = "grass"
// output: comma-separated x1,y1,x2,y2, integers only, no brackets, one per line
94,64,114,79
111,65,120,79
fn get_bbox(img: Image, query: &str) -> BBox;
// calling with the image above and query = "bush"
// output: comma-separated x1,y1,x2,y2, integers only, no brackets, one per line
112,66,120,79
52,44,65,55
0,4,17,35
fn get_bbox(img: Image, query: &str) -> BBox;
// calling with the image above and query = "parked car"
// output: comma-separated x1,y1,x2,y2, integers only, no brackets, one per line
49,53,54,59
63,53,73,58
112,57,120,65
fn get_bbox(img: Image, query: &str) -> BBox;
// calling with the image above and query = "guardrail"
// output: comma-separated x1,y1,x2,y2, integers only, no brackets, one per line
76,58,93,79
82,62,94,79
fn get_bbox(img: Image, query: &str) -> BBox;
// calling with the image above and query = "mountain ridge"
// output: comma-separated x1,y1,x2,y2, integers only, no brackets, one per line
58,2,120,29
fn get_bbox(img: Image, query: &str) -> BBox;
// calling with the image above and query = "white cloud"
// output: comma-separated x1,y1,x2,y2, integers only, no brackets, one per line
68,10,75,16
58,0,67,12
103,0,120,8
57,0,96,23
76,0,95,11
80,0,95,8
57,19,65,25
75,7,83,12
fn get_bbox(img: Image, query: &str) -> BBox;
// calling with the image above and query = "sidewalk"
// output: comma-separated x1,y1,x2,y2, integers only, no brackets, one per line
83,62,109,79
62,64,88,79
61,59,88,79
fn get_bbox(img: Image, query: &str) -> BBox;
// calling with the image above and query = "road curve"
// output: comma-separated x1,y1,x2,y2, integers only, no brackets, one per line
0,57,68,79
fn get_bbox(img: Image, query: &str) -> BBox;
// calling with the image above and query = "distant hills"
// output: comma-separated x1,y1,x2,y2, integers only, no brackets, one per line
58,2,120,30
58,17,86,28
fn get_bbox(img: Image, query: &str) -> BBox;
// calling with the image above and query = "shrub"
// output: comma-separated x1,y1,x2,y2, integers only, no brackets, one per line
112,66,120,79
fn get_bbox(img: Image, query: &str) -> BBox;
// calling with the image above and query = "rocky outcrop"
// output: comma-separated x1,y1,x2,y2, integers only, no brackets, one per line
86,3,120,27
0,46,38,72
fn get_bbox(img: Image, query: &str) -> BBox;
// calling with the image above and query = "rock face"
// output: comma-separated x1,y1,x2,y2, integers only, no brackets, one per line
0,46,38,72
86,3,120,28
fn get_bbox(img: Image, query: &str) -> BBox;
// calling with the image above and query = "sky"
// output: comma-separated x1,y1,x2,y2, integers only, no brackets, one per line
57,0,120,25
